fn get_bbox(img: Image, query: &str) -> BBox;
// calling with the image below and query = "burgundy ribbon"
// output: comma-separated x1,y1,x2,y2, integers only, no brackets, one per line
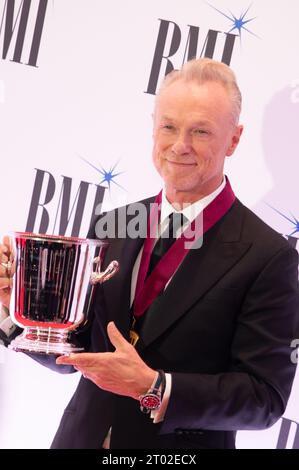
133,177,236,318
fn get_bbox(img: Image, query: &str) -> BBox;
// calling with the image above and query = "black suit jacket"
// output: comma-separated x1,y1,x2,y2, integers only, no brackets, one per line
43,196,299,449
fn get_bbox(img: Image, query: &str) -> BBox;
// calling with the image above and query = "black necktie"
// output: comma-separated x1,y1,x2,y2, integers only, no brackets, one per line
130,212,186,344
147,212,186,277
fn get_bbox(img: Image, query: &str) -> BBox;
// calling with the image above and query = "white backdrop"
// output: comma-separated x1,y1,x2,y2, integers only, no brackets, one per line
0,0,298,448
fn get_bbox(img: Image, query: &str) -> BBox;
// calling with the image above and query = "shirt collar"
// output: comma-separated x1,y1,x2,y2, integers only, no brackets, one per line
160,176,226,225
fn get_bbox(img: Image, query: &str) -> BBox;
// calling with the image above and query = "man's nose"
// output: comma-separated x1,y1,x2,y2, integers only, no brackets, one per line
171,132,192,155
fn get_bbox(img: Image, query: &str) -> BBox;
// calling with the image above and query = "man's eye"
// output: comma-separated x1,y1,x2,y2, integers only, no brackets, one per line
193,129,208,135
162,125,175,131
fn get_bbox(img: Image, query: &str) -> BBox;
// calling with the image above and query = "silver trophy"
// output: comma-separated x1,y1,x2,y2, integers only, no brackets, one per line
7,232,119,355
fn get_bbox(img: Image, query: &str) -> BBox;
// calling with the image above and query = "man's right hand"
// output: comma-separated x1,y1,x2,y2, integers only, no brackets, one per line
0,236,14,310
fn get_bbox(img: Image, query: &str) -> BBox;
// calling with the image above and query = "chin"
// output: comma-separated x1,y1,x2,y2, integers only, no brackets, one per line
168,173,202,187
166,181,199,194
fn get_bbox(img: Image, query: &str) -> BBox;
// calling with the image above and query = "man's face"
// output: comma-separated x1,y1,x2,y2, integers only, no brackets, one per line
152,80,243,203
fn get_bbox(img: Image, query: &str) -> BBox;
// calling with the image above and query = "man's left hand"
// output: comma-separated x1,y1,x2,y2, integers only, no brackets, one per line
56,321,156,400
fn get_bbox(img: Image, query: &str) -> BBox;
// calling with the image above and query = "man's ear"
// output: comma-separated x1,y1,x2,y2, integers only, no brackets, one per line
226,125,244,156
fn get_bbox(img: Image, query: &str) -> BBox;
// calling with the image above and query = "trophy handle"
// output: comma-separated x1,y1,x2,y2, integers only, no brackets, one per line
90,259,119,285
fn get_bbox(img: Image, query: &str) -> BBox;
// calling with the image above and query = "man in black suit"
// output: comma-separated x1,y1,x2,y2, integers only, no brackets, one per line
1,58,299,449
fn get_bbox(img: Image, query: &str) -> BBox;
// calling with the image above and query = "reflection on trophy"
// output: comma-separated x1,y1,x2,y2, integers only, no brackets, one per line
7,232,119,355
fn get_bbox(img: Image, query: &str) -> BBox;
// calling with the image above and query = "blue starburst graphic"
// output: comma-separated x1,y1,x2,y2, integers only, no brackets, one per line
79,155,125,192
267,203,299,237
207,2,259,42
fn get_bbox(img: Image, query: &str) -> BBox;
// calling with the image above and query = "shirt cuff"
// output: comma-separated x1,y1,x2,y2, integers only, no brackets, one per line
150,373,172,424
0,304,9,323
0,305,17,345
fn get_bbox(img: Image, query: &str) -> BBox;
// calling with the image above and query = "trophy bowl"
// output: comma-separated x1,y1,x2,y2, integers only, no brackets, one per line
8,232,119,355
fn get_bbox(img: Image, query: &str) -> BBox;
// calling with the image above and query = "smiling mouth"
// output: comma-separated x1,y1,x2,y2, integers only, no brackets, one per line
166,160,197,166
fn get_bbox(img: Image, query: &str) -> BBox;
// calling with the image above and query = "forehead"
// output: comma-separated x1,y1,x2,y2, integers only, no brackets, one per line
155,80,232,121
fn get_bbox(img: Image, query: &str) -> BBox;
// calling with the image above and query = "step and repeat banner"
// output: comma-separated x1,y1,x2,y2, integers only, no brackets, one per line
0,0,298,448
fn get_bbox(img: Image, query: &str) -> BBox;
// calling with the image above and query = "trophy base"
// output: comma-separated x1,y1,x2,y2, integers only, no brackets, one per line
8,326,84,355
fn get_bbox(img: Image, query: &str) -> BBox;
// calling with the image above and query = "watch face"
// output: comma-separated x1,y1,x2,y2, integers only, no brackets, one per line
140,393,161,410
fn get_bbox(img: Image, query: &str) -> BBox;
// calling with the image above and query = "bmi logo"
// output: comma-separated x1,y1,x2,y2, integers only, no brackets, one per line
145,4,258,95
0,0,48,67
277,418,299,449
267,204,299,250
145,19,237,96
26,168,106,237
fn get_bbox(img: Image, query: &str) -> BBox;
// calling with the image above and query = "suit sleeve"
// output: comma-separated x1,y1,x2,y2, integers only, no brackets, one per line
161,246,299,433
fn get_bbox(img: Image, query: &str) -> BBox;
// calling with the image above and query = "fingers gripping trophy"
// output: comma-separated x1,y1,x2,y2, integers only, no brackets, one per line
0,233,119,355
0,236,15,344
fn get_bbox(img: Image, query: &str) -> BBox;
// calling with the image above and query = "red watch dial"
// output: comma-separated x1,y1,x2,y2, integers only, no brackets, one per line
140,393,161,410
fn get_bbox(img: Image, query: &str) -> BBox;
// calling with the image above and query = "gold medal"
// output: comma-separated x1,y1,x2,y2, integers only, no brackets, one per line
129,318,139,347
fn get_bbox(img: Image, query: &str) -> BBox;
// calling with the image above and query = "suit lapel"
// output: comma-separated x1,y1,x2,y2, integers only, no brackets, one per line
100,198,251,351
135,200,252,353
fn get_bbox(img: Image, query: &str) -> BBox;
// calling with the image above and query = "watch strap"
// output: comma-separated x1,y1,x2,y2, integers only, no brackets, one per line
139,369,166,414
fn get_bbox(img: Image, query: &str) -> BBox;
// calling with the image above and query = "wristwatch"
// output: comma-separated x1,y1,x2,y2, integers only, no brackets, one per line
139,370,166,414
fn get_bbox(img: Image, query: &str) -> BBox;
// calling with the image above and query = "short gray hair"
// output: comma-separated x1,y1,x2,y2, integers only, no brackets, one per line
158,58,242,124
